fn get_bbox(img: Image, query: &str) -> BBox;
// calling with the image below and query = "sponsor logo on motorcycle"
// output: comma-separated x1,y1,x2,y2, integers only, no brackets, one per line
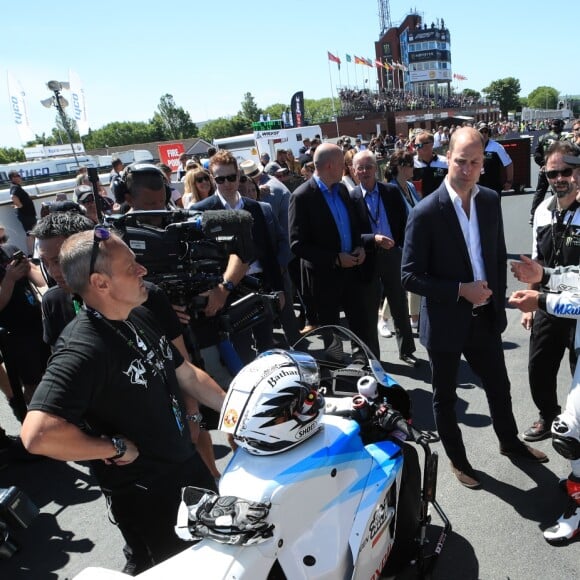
223,408,239,428
295,421,318,439
369,494,390,547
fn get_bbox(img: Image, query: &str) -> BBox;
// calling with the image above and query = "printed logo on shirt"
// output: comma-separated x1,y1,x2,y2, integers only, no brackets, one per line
124,358,148,387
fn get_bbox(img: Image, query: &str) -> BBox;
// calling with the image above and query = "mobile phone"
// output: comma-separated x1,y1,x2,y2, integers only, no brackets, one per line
11,250,25,263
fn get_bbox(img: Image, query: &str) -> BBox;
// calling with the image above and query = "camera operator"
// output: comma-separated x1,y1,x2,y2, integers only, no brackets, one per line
121,164,248,324
191,151,285,364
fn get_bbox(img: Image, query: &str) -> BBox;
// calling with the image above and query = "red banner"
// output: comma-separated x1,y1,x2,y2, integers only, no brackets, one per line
158,142,185,172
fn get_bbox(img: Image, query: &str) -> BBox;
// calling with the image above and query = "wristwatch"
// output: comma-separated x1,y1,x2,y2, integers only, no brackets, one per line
220,278,235,293
185,412,204,424
110,436,127,460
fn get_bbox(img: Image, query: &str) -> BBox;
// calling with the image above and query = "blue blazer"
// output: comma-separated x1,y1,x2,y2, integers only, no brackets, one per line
401,182,507,351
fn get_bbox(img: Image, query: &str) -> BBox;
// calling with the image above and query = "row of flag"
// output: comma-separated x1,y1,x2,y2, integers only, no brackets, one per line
327,52,407,72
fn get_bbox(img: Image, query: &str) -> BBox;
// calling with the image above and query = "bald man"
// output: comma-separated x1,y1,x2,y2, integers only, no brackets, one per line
289,143,375,353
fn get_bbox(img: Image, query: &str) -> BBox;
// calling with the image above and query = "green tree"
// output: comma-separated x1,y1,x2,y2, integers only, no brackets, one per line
151,94,198,140
0,147,25,164
263,103,287,123
462,88,481,99
238,93,262,128
482,77,521,117
527,86,559,110
83,121,161,149
305,98,335,124
198,118,243,142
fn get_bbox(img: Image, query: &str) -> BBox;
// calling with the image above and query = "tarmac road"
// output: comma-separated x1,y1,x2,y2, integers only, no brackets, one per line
0,188,579,580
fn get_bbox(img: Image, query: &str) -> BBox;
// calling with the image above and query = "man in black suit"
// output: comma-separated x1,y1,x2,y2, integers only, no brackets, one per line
289,143,374,353
402,127,547,489
350,150,417,365
191,150,284,363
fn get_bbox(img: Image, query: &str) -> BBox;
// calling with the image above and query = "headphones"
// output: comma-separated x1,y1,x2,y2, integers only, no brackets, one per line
113,163,171,205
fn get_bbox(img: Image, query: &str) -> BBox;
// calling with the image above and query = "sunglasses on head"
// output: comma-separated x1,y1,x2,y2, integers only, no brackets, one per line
545,168,573,179
195,175,210,184
89,226,111,276
214,174,238,184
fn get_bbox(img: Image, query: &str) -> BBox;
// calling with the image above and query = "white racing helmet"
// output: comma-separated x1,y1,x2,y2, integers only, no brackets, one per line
219,350,324,455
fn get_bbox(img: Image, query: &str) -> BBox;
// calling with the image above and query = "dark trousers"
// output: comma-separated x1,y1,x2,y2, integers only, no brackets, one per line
529,309,576,423
375,247,415,358
530,172,549,217
310,267,375,357
107,454,215,574
427,306,521,471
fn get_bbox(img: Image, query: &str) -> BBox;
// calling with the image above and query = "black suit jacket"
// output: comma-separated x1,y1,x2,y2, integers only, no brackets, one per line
289,177,363,271
350,181,409,282
190,195,283,291
401,182,507,351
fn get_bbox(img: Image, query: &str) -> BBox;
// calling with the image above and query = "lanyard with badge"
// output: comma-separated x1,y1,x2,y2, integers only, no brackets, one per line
86,307,186,434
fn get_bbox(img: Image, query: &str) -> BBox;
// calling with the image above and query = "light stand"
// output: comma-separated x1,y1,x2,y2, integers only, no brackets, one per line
40,80,80,168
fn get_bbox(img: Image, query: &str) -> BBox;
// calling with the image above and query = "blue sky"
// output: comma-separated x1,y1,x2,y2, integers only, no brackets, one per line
2,0,578,148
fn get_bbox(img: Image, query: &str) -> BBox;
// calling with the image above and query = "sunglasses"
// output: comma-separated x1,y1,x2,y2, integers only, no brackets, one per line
545,168,574,179
239,175,249,183
415,142,433,149
399,162,414,168
89,226,111,276
195,175,210,184
214,174,238,184
80,194,96,204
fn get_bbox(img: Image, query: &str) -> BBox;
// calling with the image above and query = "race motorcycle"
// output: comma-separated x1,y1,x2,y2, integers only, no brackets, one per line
75,325,450,580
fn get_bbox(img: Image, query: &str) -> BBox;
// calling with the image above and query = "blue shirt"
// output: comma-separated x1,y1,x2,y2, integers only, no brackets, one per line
361,183,393,239
314,176,352,253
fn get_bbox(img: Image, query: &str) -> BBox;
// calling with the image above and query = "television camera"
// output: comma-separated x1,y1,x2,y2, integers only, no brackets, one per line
104,209,280,338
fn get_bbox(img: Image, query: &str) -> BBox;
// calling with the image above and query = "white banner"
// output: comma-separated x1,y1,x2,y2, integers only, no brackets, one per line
7,72,34,143
68,69,89,136
23,143,86,160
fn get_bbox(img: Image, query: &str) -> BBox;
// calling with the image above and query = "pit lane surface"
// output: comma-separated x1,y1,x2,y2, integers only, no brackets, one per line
0,191,578,580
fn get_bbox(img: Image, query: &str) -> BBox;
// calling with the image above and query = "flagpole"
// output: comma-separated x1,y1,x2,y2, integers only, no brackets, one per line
345,55,350,89
327,59,340,138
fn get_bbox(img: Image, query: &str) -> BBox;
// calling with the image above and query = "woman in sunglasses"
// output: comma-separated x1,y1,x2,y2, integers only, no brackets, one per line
182,168,215,209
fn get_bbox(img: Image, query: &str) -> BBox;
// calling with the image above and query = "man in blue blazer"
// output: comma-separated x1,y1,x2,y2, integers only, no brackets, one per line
289,143,374,354
402,127,547,488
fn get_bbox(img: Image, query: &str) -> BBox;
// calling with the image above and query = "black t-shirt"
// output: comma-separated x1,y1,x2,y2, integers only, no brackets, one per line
412,155,448,196
10,184,37,219
480,150,504,194
0,244,43,332
29,306,189,492
536,201,580,268
41,281,183,347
